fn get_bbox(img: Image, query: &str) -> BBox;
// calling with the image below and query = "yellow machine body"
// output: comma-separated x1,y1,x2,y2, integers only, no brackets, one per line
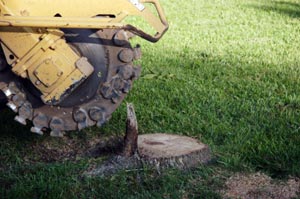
0,0,168,104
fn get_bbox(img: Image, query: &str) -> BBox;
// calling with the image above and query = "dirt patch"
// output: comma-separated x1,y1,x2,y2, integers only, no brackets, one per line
221,172,300,199
25,135,124,163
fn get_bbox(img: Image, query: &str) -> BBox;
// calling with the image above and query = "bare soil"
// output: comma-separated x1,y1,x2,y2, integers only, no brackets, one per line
24,136,300,199
221,172,300,199
25,135,124,162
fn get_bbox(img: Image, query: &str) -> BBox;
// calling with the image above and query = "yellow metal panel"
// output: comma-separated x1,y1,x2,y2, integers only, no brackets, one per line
34,58,62,87
0,0,168,42
0,0,168,104
0,28,41,59
1,0,141,17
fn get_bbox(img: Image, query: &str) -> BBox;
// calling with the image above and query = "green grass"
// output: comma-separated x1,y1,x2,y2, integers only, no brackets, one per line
1,0,300,198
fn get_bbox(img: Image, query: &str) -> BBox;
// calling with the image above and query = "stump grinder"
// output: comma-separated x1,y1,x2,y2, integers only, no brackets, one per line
0,0,168,136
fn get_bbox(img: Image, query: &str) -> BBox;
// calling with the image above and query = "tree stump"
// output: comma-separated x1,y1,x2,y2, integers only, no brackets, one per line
85,104,212,177
137,133,211,169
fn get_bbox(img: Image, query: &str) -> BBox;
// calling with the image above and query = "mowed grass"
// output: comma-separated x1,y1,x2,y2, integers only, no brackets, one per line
1,0,300,198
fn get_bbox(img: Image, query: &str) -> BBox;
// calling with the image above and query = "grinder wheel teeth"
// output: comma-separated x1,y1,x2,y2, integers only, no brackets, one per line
0,29,141,136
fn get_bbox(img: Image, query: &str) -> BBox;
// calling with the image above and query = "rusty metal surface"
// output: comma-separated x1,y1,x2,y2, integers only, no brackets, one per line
0,29,141,135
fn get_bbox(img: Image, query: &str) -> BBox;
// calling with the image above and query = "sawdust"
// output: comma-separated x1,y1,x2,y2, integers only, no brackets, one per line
221,172,300,199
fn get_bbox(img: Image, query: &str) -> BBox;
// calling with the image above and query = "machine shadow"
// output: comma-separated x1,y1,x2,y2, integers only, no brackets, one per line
249,1,300,18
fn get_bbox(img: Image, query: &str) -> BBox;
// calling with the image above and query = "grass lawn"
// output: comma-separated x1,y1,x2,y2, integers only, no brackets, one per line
1,0,300,198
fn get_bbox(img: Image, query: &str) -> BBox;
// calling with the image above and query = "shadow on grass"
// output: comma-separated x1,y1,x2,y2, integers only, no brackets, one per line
250,1,300,18
0,108,34,139
137,47,300,177
0,45,299,177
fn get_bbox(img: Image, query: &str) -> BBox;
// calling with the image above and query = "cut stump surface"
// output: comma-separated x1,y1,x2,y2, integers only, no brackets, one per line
137,133,211,169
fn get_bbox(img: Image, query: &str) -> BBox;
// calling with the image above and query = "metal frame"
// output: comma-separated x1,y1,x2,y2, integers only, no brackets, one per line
0,0,168,104
0,0,168,42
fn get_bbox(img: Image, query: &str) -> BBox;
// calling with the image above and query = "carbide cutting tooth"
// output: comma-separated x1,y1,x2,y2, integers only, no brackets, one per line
49,117,68,137
89,107,106,127
113,30,129,46
73,108,95,130
0,82,6,90
6,101,17,112
14,115,26,125
8,82,19,95
18,102,33,121
133,45,142,60
73,108,87,123
12,93,26,107
73,108,88,130
0,29,140,134
30,126,44,135
50,131,65,137
78,122,87,131
132,66,141,80
32,113,48,130
118,65,133,80
3,88,13,97
96,120,106,127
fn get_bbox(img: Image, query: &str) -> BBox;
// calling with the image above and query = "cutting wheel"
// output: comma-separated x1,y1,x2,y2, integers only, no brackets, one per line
0,29,141,136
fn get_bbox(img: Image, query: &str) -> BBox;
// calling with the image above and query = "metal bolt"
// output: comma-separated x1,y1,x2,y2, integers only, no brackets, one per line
20,10,29,16
45,59,51,64
50,45,56,50
97,71,102,78
21,73,27,78
37,28,43,34
57,71,63,77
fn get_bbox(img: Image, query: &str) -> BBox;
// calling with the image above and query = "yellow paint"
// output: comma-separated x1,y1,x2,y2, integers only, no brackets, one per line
0,0,168,103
